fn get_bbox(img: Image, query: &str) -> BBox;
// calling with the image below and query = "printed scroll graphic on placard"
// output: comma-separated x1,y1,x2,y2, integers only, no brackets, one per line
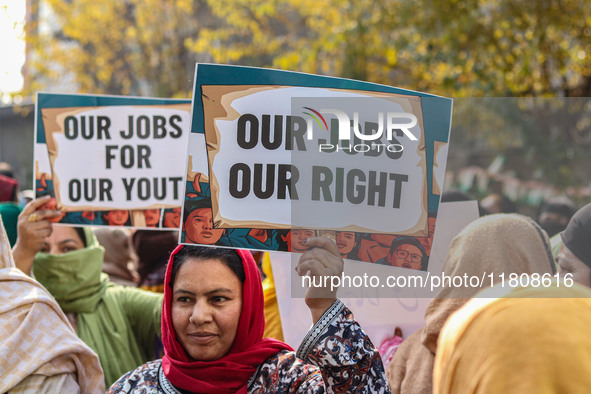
180,65,452,272
35,93,191,229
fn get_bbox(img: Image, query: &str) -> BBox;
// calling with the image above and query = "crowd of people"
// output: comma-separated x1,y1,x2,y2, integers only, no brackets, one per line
3,159,591,393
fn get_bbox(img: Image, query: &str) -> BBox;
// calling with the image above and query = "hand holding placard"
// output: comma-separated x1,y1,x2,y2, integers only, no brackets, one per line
296,236,344,323
12,196,62,275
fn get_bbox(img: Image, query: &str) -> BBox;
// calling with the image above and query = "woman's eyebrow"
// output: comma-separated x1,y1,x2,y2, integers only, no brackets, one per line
59,239,82,245
174,289,196,295
173,288,234,296
204,288,234,296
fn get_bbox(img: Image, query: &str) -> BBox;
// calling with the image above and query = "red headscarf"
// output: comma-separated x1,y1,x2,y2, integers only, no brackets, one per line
161,245,293,393
0,174,18,202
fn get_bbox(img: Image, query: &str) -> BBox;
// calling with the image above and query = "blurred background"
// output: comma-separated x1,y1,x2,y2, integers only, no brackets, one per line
1,0,591,217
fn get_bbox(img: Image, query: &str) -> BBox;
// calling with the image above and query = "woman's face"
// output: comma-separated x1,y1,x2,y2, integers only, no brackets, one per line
41,226,85,254
557,243,591,287
171,258,243,361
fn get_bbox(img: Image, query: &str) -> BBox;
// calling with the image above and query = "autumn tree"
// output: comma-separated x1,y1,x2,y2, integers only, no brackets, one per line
392,0,591,97
24,0,217,97
184,0,591,98
22,0,591,190
186,0,401,81
185,0,591,192
25,0,591,98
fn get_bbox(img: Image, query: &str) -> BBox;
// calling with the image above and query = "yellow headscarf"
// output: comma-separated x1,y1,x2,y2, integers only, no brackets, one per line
434,283,591,394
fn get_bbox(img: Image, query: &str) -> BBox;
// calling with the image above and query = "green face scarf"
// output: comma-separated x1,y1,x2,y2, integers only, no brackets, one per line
33,227,108,313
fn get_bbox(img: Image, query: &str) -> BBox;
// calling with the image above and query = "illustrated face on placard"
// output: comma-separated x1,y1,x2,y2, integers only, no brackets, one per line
388,244,424,270
104,210,130,226
164,207,182,228
144,209,161,227
287,229,316,253
336,231,356,257
184,208,225,245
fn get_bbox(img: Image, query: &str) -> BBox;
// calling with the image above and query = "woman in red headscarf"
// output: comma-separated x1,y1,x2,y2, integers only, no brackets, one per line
108,237,390,393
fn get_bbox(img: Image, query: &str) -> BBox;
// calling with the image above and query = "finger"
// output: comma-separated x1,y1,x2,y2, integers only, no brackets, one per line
299,248,336,270
21,195,51,215
22,224,53,241
295,260,308,276
296,259,327,277
33,209,62,221
295,260,311,276
301,246,344,269
29,225,52,239
27,218,54,230
302,236,340,257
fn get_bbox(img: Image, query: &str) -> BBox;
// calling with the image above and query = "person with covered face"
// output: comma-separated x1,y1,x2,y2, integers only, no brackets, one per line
11,197,164,387
386,214,556,393
108,237,390,393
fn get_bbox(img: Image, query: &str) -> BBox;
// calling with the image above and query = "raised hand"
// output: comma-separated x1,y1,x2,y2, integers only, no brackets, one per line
295,236,344,323
12,196,62,275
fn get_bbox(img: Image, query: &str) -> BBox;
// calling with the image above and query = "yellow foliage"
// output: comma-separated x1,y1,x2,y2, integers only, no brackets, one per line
22,0,591,98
